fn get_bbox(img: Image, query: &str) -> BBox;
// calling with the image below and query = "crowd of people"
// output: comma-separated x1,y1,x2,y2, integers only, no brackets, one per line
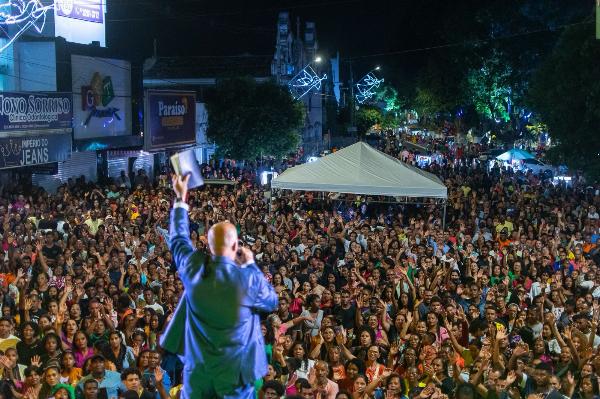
0,135,596,399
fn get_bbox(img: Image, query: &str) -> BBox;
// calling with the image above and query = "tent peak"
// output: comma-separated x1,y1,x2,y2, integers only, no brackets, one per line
271,141,447,199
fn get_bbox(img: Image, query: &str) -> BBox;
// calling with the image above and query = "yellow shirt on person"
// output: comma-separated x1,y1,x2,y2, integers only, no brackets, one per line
61,367,83,385
495,221,514,234
84,218,104,235
0,335,20,352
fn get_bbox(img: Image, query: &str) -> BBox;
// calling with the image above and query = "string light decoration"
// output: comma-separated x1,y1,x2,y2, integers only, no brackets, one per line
288,65,327,100
355,72,384,104
0,0,54,53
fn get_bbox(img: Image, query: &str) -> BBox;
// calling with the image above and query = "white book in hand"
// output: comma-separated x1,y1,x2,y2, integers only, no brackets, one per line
170,149,204,189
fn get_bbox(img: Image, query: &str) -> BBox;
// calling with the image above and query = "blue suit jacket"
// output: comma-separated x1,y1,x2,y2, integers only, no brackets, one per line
160,206,278,393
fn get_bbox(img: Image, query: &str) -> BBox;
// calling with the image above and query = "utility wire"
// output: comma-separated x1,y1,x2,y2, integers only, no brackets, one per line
1,16,591,85
346,20,593,60
105,0,362,22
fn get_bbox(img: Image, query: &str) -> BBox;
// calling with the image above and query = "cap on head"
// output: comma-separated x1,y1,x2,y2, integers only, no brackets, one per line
90,354,105,362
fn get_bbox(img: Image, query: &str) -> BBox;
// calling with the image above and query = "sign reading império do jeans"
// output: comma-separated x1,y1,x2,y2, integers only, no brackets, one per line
0,134,72,169
144,90,196,151
0,92,72,132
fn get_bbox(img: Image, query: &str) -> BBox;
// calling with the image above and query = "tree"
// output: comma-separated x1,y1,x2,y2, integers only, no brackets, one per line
410,0,589,131
464,50,517,124
414,55,465,117
205,78,305,160
380,112,402,131
372,85,405,131
529,23,600,177
375,85,405,113
355,106,382,136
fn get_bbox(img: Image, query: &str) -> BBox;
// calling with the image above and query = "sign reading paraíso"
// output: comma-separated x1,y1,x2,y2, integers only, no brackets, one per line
144,90,197,151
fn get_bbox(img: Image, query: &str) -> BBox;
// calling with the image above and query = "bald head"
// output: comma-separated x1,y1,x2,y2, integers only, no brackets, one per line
208,221,238,258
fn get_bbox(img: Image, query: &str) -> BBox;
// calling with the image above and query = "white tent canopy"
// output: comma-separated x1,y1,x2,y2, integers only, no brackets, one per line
271,142,447,199
496,148,536,161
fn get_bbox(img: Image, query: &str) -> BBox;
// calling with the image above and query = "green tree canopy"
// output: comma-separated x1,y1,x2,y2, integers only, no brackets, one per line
205,78,304,160
465,50,516,123
410,0,589,129
529,23,600,177
414,53,466,116
356,106,382,136
375,85,404,113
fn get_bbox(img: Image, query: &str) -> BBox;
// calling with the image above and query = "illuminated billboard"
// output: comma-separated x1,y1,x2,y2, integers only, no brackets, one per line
144,90,197,151
71,55,131,140
0,0,55,53
55,0,106,46
0,91,72,132
0,1,106,53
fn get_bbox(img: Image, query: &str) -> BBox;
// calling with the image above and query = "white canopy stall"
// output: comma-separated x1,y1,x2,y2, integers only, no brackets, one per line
271,142,448,224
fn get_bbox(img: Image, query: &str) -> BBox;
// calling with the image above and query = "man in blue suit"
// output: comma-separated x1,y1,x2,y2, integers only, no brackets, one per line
160,175,278,398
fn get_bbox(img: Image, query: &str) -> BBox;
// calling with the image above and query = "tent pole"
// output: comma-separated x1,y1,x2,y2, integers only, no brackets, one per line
442,202,447,229
269,188,276,213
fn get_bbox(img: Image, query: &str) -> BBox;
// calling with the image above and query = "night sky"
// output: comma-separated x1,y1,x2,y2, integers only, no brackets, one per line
106,0,591,81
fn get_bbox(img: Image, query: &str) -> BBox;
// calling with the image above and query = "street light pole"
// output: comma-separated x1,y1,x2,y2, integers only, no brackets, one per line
370,65,381,75
342,59,381,137
349,59,355,130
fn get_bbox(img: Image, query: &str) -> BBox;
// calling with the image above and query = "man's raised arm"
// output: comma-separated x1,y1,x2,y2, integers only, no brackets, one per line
169,175,202,283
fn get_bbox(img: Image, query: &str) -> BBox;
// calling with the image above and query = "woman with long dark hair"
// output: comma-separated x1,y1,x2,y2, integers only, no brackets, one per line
571,375,600,399
261,321,275,364
424,311,449,346
10,366,42,398
381,285,398,315
366,315,389,348
147,313,163,350
60,351,82,385
2,347,26,383
425,356,454,395
387,313,411,344
16,322,40,367
60,319,78,351
347,327,376,363
338,358,365,393
308,326,337,361
390,345,417,376
71,331,94,369
327,345,347,382
290,342,314,380
136,349,152,376
37,365,61,399
271,273,287,295
300,294,324,337
103,330,136,372
40,333,62,369
119,313,137,347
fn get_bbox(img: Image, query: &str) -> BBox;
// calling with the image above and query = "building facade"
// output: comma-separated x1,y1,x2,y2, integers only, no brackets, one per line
271,12,327,156
0,1,147,192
